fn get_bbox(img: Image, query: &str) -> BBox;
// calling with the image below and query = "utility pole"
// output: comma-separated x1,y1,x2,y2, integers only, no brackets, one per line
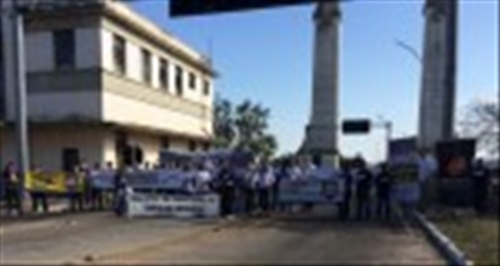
9,0,29,204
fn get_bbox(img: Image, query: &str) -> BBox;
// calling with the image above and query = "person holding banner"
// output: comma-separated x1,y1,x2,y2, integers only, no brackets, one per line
355,163,373,221
256,160,275,214
194,162,212,194
417,149,438,212
215,160,236,217
339,162,353,220
2,162,23,216
375,163,393,220
29,165,49,214
243,162,258,215
113,168,128,216
273,158,290,212
66,166,84,212
89,162,104,210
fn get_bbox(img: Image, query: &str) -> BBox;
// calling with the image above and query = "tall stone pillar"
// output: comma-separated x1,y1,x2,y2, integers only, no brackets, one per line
299,1,341,160
418,0,458,150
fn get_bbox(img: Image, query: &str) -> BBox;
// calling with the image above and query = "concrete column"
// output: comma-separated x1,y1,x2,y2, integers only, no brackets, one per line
418,0,458,150
300,1,341,159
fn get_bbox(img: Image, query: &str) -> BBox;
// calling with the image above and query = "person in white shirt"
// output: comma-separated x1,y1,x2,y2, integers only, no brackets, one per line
288,160,303,181
256,161,275,214
194,163,212,194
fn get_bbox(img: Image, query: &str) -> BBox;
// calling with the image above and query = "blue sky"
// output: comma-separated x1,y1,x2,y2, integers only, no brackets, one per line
129,0,498,161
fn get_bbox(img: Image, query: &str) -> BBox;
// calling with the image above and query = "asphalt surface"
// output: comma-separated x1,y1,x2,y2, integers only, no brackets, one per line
0,207,445,265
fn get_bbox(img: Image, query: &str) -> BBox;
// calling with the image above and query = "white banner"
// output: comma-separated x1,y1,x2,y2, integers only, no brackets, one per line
126,192,220,218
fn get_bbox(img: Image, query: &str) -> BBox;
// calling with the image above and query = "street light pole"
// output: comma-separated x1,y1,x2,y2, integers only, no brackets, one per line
372,116,392,161
395,39,422,65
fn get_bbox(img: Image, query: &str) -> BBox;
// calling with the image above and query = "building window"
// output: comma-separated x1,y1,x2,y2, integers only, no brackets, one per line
53,29,75,69
159,58,169,90
188,141,196,152
113,34,126,75
175,65,183,96
141,48,152,85
189,72,196,90
203,79,210,96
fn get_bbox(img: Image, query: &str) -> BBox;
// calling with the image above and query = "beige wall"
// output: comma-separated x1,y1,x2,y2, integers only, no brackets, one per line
128,131,161,166
0,125,209,171
99,22,214,107
100,128,197,167
0,126,106,171
102,91,211,138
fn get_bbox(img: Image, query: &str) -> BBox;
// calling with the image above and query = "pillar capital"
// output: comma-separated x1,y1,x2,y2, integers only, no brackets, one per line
314,1,341,24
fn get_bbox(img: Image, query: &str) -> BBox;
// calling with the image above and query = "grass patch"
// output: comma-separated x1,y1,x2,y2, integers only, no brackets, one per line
431,211,499,266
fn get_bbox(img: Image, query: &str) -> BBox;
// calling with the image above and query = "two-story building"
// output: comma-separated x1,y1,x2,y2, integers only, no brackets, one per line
0,0,216,171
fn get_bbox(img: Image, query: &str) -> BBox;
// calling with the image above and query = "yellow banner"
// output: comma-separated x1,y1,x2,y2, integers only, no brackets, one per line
25,171,84,193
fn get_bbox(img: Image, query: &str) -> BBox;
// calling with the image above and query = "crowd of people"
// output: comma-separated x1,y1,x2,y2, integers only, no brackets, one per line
0,153,495,219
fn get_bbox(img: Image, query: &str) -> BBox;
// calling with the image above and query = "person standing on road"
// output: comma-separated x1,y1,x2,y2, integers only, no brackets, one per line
375,162,393,220
29,165,49,214
66,165,84,212
256,160,275,214
417,149,437,212
243,162,258,216
217,160,236,217
299,155,316,212
113,167,127,217
274,158,290,212
2,162,23,216
355,163,373,221
194,162,212,194
104,161,115,208
77,160,91,211
339,162,353,220
471,159,490,215
89,162,104,211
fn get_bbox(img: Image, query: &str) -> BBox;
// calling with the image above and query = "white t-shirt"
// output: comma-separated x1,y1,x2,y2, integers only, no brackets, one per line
287,166,302,181
194,170,212,192
261,168,275,187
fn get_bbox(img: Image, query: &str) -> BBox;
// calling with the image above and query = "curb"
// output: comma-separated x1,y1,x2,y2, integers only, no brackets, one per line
412,211,474,266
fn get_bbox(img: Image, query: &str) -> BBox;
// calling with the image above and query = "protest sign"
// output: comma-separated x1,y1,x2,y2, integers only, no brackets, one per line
126,192,220,218
389,161,420,204
90,172,115,190
278,178,344,204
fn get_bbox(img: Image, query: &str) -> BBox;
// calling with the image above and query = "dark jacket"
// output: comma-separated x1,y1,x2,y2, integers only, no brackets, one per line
376,169,392,198
356,169,372,199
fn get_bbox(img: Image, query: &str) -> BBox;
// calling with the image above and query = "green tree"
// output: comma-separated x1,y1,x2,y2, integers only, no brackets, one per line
213,96,236,149
213,97,278,158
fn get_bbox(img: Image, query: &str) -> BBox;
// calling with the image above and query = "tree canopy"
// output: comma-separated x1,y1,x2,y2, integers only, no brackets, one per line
213,96,278,159
458,99,499,158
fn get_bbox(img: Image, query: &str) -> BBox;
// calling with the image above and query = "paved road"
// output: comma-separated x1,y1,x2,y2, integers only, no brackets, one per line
0,212,222,265
1,208,445,265
97,208,444,265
